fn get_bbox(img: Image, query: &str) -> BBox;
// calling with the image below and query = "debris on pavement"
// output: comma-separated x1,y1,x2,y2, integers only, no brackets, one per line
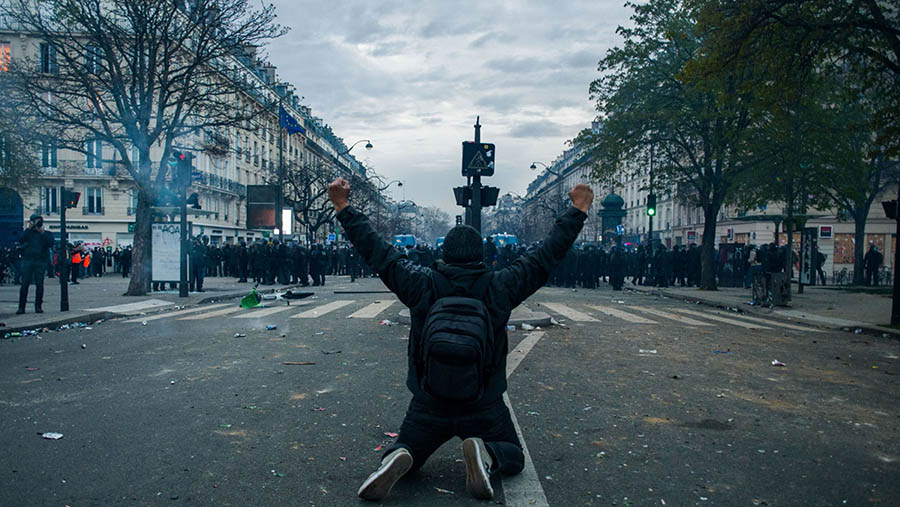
434,487,455,495
378,320,396,326
771,360,786,367
854,328,863,334
233,333,247,338
521,323,535,330
283,290,314,300
312,407,326,411
506,325,516,331
261,294,277,300
26,367,39,371
321,349,342,355
383,432,399,438
81,344,86,349
40,432,64,440
283,361,315,365
639,349,658,354
266,325,278,330
315,331,325,335
271,469,285,477
374,445,383,451
141,321,147,326
713,350,733,355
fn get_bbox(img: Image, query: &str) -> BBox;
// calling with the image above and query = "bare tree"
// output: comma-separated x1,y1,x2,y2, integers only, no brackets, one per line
0,102,40,191
2,0,285,295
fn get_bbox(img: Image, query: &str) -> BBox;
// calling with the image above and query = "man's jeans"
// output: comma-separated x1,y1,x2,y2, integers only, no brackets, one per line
18,260,46,310
385,397,525,476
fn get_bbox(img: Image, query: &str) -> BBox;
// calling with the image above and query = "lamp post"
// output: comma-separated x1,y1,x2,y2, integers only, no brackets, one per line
338,139,373,156
530,161,564,215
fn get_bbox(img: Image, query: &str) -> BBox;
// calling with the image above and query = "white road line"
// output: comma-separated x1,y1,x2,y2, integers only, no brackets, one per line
503,331,550,507
632,306,714,326
87,299,173,315
706,309,821,332
540,303,598,322
178,305,244,320
232,305,299,319
124,303,229,323
290,300,354,318
672,308,771,329
347,300,395,319
587,304,658,324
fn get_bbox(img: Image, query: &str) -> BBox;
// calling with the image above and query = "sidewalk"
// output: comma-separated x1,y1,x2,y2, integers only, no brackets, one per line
630,282,898,337
0,274,320,335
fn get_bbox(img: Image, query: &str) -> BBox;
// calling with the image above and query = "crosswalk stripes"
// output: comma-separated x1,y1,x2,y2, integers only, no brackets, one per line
124,303,230,323
629,306,714,326
540,303,599,322
232,304,305,319
704,309,821,332
347,300,395,319
290,300,355,319
671,308,771,329
587,304,657,324
178,305,244,320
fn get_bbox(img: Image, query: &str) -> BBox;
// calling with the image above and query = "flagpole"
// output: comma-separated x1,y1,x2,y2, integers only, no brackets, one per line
277,99,285,242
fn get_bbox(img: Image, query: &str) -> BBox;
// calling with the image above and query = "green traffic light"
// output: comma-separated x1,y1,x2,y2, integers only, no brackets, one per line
647,208,656,216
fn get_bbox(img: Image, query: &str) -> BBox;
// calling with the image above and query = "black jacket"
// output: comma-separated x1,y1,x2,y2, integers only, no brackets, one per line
338,205,587,408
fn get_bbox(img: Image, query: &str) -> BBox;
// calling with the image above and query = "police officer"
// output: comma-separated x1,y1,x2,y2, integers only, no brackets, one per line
17,214,55,314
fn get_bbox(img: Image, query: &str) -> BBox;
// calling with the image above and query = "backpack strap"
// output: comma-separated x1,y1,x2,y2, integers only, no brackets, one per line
432,271,454,299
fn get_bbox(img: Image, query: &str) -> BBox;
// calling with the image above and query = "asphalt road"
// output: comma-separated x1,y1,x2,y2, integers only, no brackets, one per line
2,277,899,506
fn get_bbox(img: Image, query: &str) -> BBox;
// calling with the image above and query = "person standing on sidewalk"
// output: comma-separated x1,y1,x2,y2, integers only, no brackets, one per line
16,214,55,314
864,244,883,286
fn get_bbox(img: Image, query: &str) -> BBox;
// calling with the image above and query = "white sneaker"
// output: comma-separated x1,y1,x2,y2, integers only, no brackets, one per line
462,437,494,499
357,447,413,501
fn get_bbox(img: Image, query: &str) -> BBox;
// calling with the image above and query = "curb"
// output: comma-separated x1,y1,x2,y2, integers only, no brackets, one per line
629,286,900,339
2,284,305,338
396,308,553,328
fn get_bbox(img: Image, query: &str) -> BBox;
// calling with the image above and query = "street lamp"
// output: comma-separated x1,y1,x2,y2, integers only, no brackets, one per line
338,139,373,156
530,161,564,214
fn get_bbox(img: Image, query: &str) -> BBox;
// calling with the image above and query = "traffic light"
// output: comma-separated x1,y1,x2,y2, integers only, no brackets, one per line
455,215,462,226
646,193,657,217
62,189,80,208
170,150,193,188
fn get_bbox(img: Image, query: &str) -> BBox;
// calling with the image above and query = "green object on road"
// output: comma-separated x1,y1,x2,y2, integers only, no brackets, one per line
240,288,261,308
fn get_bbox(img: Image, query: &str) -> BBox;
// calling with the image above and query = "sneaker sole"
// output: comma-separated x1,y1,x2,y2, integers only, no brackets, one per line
462,438,494,500
357,450,413,501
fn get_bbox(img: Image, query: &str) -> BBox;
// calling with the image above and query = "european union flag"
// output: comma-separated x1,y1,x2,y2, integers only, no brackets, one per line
279,106,306,136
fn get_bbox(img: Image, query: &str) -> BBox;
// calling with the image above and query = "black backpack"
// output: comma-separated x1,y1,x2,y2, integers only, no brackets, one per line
419,272,494,403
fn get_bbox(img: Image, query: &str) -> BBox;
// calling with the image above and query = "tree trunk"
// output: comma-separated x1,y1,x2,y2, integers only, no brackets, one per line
700,206,718,290
126,191,152,296
784,216,794,294
852,210,867,285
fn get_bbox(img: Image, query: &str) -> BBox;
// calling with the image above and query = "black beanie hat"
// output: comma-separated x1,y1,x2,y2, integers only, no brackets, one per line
442,225,483,264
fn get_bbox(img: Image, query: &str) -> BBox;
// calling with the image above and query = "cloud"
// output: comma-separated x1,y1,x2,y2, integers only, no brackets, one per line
508,120,568,139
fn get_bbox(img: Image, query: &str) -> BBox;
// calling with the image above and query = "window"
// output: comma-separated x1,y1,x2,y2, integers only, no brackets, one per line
85,139,102,168
253,141,258,165
41,140,57,168
85,45,102,74
39,43,57,74
85,187,102,214
244,136,250,162
41,187,59,214
130,145,142,166
0,41,10,72
128,188,138,215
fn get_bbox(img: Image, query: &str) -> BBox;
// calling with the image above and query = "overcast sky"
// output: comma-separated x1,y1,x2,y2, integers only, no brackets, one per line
264,0,635,215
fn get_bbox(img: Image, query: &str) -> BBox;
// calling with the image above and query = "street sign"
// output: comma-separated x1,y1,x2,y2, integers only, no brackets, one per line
461,142,495,177
127,223,135,233
616,224,625,235
327,233,336,243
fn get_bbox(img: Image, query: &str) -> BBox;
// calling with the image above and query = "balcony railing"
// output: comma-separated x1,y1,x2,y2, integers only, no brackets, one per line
192,172,246,197
83,206,104,215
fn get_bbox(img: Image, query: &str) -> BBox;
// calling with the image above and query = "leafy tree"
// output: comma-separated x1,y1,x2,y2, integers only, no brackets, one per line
2,0,285,295
577,0,756,289
0,105,40,191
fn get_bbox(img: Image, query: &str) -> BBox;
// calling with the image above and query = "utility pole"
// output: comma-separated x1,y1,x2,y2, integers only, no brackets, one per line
647,145,654,246
276,101,285,242
471,117,482,233
59,185,69,311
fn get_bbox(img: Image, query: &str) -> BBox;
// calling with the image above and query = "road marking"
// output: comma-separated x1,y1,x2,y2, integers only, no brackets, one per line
587,304,657,324
631,306,714,326
124,303,229,323
87,299,172,315
232,305,300,319
347,300,395,319
290,300,354,318
672,308,771,329
706,309,821,332
503,331,550,507
178,305,244,320
540,303,598,322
